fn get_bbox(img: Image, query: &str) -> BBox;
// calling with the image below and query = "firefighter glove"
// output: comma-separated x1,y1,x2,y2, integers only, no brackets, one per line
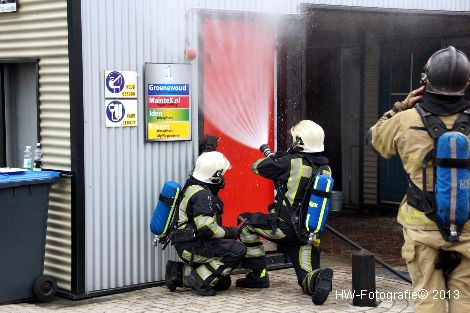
393,86,425,112
224,227,241,239
200,135,220,154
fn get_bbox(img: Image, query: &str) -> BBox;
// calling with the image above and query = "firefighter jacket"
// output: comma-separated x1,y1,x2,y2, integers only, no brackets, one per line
369,107,470,231
251,151,330,222
176,180,239,240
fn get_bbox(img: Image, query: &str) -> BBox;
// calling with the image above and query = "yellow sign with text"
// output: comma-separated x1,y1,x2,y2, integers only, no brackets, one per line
147,122,191,140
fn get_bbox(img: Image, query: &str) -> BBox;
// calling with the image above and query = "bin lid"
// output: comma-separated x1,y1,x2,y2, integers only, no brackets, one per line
0,170,61,190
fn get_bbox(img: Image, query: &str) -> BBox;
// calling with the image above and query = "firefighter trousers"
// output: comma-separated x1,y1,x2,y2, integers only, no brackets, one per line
239,212,320,287
402,226,470,313
175,238,246,289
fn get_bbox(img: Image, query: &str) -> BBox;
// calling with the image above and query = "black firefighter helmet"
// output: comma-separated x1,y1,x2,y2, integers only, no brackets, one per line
422,46,470,96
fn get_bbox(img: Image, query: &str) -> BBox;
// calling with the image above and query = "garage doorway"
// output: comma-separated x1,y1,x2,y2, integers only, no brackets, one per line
300,6,470,208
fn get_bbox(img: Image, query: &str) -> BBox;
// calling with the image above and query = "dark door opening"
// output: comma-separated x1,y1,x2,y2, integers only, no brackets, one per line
379,39,442,203
0,61,39,168
306,46,344,197
300,6,470,208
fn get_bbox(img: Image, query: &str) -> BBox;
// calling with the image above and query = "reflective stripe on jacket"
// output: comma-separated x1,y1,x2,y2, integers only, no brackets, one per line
177,184,227,239
251,152,330,214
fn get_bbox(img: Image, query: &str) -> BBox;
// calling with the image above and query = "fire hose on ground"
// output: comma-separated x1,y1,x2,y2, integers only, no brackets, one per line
326,224,411,284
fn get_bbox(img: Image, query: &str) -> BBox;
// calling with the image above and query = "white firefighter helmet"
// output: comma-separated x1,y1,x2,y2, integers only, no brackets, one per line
290,120,325,153
192,151,231,184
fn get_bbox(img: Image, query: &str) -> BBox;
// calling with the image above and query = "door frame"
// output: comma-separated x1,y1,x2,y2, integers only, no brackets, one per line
0,59,39,167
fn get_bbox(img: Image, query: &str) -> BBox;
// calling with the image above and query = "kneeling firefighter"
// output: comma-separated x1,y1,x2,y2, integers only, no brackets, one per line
368,46,470,313
166,151,246,296
236,120,334,305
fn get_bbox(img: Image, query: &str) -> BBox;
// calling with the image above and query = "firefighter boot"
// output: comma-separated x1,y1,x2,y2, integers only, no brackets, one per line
214,275,232,291
186,270,216,296
165,260,184,292
310,268,333,305
235,269,270,288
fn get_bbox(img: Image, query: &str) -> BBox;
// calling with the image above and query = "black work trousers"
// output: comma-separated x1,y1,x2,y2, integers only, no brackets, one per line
175,238,246,288
239,212,320,286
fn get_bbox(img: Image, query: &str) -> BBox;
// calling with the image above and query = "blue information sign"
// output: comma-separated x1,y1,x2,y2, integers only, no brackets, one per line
148,84,190,96
106,71,125,94
106,100,126,123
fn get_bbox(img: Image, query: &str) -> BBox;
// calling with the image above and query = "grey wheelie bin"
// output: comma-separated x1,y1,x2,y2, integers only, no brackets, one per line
0,170,61,304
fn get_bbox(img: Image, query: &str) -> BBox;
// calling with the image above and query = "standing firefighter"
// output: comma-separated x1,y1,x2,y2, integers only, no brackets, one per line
166,151,246,296
236,120,334,305
368,46,470,312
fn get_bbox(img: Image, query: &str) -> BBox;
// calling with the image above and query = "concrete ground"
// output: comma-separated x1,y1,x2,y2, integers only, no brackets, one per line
0,255,414,313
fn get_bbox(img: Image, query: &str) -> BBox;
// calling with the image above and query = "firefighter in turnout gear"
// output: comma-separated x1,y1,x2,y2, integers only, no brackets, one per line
368,47,470,313
167,151,246,296
236,120,334,305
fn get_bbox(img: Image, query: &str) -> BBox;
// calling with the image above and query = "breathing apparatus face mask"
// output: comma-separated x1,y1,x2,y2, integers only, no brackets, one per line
294,136,304,147
188,169,225,194
207,170,225,194
288,136,304,153
209,169,225,186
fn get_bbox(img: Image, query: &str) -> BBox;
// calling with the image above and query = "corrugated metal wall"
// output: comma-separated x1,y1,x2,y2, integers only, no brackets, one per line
44,178,72,290
81,0,193,292
81,0,470,292
362,33,380,205
0,0,72,291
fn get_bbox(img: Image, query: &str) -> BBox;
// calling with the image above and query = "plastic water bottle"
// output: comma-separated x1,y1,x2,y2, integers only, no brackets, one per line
23,146,32,170
33,143,42,171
